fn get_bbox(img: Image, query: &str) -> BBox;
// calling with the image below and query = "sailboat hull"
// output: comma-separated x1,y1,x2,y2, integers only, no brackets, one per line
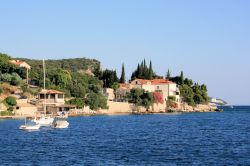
19,124,40,130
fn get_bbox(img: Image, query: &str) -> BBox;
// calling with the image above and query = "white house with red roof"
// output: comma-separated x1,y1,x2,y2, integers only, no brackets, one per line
9,59,31,84
9,60,31,70
130,79,180,103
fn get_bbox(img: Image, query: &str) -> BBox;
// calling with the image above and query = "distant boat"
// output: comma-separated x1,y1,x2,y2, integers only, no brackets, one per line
33,59,54,126
33,115,54,126
19,117,40,131
52,118,69,129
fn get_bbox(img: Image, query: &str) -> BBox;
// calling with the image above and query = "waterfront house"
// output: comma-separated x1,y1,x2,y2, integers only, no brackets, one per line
38,89,65,106
130,79,180,103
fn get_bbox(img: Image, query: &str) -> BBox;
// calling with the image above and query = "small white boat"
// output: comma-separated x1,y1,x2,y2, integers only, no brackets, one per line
33,115,54,126
19,118,40,131
19,124,40,130
52,119,69,129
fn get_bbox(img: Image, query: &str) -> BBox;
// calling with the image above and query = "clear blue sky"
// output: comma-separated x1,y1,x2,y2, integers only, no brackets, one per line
0,0,249,105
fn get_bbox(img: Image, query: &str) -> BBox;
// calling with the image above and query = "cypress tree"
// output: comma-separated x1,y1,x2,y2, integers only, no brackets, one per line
139,62,144,78
148,61,153,80
119,63,125,83
143,59,147,78
180,71,184,85
166,69,171,79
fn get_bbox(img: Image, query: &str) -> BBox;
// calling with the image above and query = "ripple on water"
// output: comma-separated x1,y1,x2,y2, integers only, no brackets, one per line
0,107,250,165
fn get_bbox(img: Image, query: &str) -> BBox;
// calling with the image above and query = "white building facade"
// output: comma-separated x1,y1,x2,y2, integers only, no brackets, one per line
130,79,180,103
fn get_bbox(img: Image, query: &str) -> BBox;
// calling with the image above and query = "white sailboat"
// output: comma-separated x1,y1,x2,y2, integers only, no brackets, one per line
33,59,54,126
19,117,40,131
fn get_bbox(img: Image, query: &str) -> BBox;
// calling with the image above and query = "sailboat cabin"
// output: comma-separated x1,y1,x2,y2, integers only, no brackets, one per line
38,89,65,106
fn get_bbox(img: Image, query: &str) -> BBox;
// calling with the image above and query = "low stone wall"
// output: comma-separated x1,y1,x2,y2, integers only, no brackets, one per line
14,107,38,116
68,101,216,116
99,101,134,114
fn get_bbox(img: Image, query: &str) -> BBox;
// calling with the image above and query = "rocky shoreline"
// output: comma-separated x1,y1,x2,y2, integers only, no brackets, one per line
0,104,219,119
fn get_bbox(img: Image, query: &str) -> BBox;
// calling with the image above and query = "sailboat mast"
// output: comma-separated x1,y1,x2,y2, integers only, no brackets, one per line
43,59,46,115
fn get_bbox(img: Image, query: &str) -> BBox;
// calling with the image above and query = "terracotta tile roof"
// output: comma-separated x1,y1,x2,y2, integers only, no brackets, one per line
119,83,130,89
39,89,65,94
9,60,25,65
134,79,175,85
150,79,175,85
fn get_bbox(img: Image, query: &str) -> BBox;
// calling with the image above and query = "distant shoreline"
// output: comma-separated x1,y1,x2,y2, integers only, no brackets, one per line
0,109,217,119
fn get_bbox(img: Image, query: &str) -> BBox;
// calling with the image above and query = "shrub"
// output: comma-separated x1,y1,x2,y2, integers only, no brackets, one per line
0,72,22,85
85,92,108,110
128,88,154,110
153,92,164,104
66,98,85,108
0,73,12,82
0,111,12,116
168,96,176,101
10,73,22,86
4,96,17,106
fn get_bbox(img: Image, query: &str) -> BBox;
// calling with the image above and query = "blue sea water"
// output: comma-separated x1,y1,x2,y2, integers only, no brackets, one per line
0,106,250,165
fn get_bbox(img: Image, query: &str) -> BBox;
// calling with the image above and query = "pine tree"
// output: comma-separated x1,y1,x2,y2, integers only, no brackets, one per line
148,61,153,80
119,63,125,83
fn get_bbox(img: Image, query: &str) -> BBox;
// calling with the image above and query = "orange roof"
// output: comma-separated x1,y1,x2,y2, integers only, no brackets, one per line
150,79,175,85
9,60,25,65
119,83,130,89
39,89,64,94
134,79,175,85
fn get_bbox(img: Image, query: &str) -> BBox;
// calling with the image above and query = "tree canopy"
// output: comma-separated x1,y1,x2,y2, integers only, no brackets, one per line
131,59,156,81
170,71,209,106
119,63,126,83
128,88,154,110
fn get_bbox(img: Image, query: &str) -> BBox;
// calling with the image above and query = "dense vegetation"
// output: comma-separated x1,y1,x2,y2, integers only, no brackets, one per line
0,53,26,86
169,71,209,106
0,52,210,111
94,63,126,89
130,60,158,81
0,53,108,110
127,88,154,111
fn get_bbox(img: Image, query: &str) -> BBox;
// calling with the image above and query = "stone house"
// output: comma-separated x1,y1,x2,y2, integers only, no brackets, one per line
103,88,115,101
38,89,65,106
115,83,131,102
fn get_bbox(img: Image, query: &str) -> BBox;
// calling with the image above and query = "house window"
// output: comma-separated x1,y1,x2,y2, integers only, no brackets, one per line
58,94,64,99
40,94,45,99
50,94,55,99
157,86,160,90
